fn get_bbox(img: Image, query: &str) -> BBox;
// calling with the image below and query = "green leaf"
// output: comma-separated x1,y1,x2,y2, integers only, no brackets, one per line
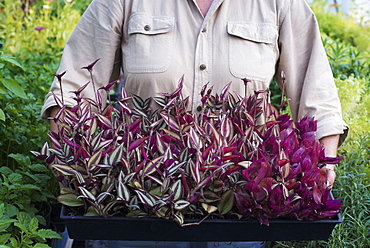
0,219,16,232
27,164,49,173
217,190,235,215
8,173,23,183
57,193,84,207
15,212,31,231
0,78,28,99
0,109,4,121
4,204,18,218
34,244,54,248
0,53,23,69
8,153,30,167
15,184,41,191
0,167,13,176
0,234,12,245
36,229,62,239
29,217,39,233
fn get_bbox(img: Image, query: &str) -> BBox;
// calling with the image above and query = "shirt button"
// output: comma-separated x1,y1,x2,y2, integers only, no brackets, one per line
144,25,151,31
202,27,207,33
199,64,206,70
196,106,203,112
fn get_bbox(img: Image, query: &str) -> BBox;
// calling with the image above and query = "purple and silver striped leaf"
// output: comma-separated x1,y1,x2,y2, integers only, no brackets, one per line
95,139,113,151
118,171,126,184
195,174,215,191
47,133,62,150
174,212,184,226
90,132,103,149
109,144,124,166
78,104,92,124
153,97,168,108
160,113,180,131
88,149,103,170
121,158,130,172
220,82,231,99
156,134,166,154
118,101,132,114
117,181,131,203
73,170,86,184
171,75,184,98
96,192,112,205
94,164,112,169
162,128,181,141
170,180,182,201
220,117,233,139
135,190,155,207
63,138,80,150
146,175,163,185
188,127,200,149
132,108,148,118
131,94,145,109
128,136,149,152
96,114,112,130
206,123,221,147
189,160,200,184
161,177,171,192
51,164,76,176
143,156,164,176
78,186,96,201
174,200,190,210
163,97,178,110
167,161,186,177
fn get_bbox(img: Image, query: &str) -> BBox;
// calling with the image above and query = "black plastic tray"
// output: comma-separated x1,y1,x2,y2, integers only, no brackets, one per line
61,206,342,241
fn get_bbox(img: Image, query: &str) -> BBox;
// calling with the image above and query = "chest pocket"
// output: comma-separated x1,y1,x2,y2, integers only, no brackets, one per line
125,13,175,73
227,22,278,81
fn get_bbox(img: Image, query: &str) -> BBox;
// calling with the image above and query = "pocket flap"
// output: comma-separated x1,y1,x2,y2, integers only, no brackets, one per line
128,13,175,35
227,22,278,44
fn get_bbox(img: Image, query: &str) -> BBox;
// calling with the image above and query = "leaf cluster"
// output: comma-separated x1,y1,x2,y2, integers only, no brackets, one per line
0,203,61,248
35,63,343,226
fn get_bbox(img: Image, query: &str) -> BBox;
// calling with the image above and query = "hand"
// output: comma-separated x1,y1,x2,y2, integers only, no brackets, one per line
325,164,336,188
319,135,340,187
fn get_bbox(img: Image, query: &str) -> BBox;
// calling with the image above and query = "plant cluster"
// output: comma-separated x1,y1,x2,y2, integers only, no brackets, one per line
35,62,342,226
322,36,370,80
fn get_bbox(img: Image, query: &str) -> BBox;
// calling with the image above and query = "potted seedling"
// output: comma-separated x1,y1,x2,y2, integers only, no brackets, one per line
34,60,343,241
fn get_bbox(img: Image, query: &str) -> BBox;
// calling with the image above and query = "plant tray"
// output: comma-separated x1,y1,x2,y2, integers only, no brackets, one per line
61,206,342,241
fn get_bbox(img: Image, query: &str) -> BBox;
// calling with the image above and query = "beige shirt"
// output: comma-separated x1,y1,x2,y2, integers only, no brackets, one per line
42,0,348,142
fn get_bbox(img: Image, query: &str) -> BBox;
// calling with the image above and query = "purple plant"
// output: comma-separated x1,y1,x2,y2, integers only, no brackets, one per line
34,62,342,226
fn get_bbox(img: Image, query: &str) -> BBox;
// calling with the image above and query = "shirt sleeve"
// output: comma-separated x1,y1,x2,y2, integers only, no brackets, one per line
276,0,348,145
41,0,124,119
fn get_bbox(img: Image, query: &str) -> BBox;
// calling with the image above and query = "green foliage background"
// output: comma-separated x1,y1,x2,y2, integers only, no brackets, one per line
0,0,369,247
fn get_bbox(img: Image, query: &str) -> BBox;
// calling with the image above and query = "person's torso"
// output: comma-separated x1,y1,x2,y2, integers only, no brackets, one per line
120,0,286,112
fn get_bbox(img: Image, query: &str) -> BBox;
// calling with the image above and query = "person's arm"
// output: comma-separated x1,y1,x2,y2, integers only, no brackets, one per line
320,134,340,186
41,0,124,120
275,0,348,185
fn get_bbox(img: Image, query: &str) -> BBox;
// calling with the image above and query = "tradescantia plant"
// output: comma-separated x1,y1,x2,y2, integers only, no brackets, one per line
34,60,342,226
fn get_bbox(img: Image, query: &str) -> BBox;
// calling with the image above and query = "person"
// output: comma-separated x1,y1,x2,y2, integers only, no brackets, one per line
41,0,348,247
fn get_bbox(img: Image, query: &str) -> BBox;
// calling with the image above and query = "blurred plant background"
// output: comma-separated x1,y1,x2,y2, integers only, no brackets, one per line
0,0,369,247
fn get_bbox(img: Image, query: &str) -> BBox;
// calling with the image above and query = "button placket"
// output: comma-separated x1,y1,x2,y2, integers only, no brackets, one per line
193,21,211,113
